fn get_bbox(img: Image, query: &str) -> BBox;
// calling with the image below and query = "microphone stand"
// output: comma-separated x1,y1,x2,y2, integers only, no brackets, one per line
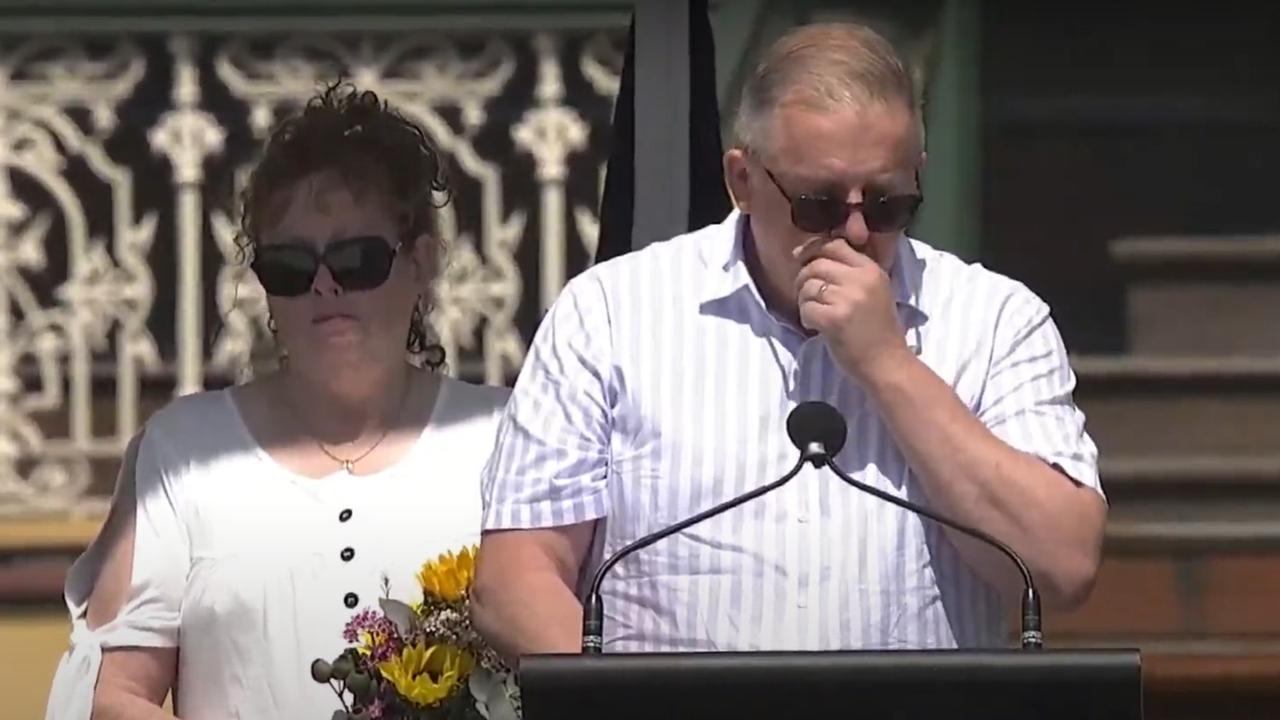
581,454,810,654
818,455,1044,650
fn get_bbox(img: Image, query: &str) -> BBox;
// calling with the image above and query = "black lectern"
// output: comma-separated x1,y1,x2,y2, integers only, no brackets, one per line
520,649,1142,720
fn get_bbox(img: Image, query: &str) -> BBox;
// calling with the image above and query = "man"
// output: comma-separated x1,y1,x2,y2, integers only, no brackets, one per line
472,22,1106,657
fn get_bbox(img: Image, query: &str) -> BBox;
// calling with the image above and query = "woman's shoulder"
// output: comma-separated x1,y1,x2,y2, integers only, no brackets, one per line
426,376,509,446
134,387,262,480
437,375,510,418
142,387,239,441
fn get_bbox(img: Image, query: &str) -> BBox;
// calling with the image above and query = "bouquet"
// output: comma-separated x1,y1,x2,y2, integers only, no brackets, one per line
310,546,520,719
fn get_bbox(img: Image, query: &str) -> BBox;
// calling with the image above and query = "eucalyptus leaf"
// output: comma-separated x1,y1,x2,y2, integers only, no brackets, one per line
469,669,498,718
485,693,521,720
378,597,418,635
468,669,520,720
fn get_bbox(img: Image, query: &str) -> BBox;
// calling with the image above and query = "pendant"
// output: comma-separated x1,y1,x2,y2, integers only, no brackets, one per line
341,459,354,474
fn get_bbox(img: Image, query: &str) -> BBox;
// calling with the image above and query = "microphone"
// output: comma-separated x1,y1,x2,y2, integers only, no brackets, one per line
787,400,1044,650
580,405,827,654
787,399,847,466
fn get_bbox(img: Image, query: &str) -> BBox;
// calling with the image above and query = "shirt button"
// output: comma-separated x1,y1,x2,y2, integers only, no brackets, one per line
797,515,808,524
344,592,359,609
338,509,353,523
797,598,808,609
340,547,355,562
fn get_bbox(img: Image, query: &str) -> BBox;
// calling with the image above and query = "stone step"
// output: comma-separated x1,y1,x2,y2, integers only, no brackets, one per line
1053,554,1280,645
1110,234,1280,356
1049,554,1280,720
1140,653,1280,720
1072,355,1280,458
1100,455,1280,552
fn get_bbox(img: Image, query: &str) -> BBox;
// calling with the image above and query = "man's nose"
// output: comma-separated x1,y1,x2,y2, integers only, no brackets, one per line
831,194,871,249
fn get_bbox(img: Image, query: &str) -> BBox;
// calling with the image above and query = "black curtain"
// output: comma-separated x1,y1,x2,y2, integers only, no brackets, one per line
594,0,732,264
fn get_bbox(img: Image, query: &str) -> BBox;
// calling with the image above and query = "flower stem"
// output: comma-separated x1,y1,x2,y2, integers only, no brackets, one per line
329,679,352,712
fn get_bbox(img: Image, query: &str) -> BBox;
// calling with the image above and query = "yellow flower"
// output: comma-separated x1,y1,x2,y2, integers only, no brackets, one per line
356,631,376,657
377,643,474,708
356,627,393,658
416,546,477,602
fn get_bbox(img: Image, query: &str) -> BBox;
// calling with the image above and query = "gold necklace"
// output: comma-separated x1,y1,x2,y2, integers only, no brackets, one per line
288,372,412,474
316,426,394,474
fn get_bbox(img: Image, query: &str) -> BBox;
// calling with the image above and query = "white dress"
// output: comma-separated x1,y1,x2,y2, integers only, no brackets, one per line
45,376,509,719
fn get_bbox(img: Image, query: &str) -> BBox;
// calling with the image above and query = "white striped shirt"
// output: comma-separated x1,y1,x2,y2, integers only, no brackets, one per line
481,211,1101,651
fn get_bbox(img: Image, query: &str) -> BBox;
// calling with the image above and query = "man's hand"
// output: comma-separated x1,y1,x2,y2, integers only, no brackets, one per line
797,243,1107,607
794,237,910,380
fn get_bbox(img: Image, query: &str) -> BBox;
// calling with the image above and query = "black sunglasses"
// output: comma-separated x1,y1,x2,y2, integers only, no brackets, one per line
251,235,402,297
762,166,923,235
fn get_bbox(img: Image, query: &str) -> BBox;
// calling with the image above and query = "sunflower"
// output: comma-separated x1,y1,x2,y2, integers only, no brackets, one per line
377,643,474,708
416,546,477,603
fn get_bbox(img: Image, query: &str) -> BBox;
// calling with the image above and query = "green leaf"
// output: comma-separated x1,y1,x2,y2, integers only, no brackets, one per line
379,597,418,635
469,669,520,720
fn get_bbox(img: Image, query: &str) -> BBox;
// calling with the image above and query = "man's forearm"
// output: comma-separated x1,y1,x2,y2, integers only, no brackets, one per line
859,351,1104,606
473,572,584,664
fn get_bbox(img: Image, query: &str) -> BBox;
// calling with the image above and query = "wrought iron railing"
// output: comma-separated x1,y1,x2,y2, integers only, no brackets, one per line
0,19,624,518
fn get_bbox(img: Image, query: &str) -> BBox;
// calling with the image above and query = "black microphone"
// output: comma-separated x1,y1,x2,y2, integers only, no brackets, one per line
787,400,1045,650
580,405,834,654
787,400,848,466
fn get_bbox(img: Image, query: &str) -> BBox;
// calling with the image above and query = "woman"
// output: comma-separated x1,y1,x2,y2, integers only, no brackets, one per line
45,83,509,719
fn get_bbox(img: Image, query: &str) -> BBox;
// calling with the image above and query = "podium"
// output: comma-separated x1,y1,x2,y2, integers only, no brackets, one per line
520,649,1142,719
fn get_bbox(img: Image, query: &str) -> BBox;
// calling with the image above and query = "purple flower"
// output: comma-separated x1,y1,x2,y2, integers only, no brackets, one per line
342,609,383,643
342,609,404,663
366,627,402,663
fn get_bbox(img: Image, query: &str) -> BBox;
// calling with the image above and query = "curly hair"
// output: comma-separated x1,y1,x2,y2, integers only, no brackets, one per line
238,81,449,369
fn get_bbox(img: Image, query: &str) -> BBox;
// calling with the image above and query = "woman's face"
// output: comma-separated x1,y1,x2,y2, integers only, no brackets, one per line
254,170,432,375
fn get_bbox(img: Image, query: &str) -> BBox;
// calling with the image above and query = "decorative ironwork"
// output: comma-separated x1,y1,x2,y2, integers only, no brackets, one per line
0,28,625,517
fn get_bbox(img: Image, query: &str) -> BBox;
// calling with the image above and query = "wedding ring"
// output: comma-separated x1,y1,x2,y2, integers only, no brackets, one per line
818,282,829,301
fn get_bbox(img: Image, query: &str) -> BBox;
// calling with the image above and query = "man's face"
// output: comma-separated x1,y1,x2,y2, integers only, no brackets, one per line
725,100,923,309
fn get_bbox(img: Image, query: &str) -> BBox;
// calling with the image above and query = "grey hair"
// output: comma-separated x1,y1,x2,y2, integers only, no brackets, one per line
733,22,924,155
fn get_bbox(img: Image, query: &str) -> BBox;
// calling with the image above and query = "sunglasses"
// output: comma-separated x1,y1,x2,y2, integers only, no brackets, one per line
762,166,923,234
251,235,402,297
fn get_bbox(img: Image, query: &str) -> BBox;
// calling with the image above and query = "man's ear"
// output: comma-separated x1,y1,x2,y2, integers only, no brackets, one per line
723,148,754,213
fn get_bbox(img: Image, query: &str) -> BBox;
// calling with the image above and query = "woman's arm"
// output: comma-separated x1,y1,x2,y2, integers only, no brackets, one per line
84,432,179,718
93,648,177,719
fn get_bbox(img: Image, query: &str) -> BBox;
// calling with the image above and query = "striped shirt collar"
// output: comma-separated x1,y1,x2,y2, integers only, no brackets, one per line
697,210,927,323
